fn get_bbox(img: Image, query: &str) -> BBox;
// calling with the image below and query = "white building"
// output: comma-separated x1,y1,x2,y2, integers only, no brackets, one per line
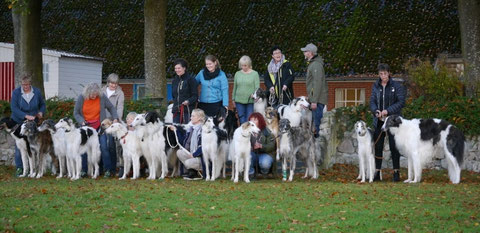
0,42,103,99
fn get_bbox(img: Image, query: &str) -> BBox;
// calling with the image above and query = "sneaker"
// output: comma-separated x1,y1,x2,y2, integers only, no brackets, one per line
104,171,111,178
15,168,23,177
183,169,202,180
80,171,88,178
373,170,382,181
393,171,400,182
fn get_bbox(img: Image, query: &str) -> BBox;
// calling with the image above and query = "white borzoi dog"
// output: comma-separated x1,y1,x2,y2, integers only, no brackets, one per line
231,121,260,183
354,121,375,183
130,112,168,180
252,88,268,118
382,115,465,184
201,117,228,181
105,122,142,180
0,118,32,177
55,118,101,180
278,119,322,181
38,119,68,179
277,96,310,127
164,103,174,124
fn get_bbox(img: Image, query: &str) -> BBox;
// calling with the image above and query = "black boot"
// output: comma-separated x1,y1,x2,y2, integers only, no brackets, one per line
373,170,382,181
184,169,202,180
393,170,400,182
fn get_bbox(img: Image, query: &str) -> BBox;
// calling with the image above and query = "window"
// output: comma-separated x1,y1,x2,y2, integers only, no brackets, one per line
335,88,365,108
42,63,49,82
133,84,145,100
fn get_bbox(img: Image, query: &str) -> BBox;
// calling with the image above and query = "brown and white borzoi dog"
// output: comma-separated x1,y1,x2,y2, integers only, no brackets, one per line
382,115,465,184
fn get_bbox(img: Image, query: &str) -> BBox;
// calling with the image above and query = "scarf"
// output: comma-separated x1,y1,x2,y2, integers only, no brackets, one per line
189,124,202,153
203,67,220,80
267,55,285,78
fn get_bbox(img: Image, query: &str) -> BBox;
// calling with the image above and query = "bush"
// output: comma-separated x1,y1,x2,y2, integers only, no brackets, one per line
334,104,374,140
404,58,464,100
0,100,11,118
44,97,75,121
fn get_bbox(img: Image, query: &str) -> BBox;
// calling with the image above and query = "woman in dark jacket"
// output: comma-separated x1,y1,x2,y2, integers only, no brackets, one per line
369,63,406,182
171,58,198,124
264,46,295,106
248,112,276,178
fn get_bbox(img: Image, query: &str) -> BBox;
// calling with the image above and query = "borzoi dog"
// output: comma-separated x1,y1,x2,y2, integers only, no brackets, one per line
55,118,101,180
20,120,57,178
0,118,32,177
202,117,229,181
354,121,375,183
252,88,268,117
231,121,260,183
277,96,310,127
38,119,68,179
105,122,142,179
278,119,321,181
130,112,168,179
164,103,174,124
382,115,465,184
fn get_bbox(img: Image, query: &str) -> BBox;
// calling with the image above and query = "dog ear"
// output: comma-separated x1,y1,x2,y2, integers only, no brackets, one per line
241,122,249,130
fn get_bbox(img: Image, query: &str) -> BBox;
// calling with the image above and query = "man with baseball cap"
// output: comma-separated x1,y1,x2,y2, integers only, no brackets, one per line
301,43,327,138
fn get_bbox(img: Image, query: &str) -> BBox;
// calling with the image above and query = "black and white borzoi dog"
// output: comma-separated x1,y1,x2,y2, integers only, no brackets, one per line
382,115,465,184
354,121,375,183
38,119,68,179
55,118,101,180
231,121,260,183
0,117,32,177
201,117,229,181
252,88,268,118
277,96,310,127
278,119,322,181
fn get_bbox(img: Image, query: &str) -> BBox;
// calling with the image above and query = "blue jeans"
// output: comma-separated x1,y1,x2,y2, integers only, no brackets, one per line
82,133,116,173
249,152,274,175
236,102,254,124
14,146,22,169
313,103,325,135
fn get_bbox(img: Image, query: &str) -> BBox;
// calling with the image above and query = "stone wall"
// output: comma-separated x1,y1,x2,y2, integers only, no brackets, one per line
0,131,15,166
318,109,480,173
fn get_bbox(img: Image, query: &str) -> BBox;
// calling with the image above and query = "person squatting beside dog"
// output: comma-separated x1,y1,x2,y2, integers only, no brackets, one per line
171,58,198,124
232,55,260,124
370,63,406,182
302,43,327,138
170,109,207,180
74,83,119,178
248,112,276,178
10,75,46,177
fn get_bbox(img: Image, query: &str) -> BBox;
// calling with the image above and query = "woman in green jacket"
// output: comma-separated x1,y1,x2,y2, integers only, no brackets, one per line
232,55,260,124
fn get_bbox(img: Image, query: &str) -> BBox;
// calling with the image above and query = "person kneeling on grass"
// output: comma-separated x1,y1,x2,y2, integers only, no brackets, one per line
248,112,277,179
168,109,206,180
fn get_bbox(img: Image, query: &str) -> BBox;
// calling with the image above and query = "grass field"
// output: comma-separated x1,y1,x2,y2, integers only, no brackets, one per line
1,164,479,233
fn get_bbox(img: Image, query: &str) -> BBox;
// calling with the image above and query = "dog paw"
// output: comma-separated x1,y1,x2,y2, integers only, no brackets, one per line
403,179,411,183
119,177,126,180
19,174,26,178
56,175,62,179
233,179,239,183
360,179,365,183
130,177,137,180
356,175,362,180
282,178,287,181
35,175,42,179
245,179,250,183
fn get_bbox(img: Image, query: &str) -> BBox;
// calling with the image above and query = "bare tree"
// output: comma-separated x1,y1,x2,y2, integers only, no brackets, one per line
458,0,480,97
144,0,167,107
11,0,44,95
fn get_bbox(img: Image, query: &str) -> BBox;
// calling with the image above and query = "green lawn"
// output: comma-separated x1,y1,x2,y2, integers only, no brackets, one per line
1,164,479,233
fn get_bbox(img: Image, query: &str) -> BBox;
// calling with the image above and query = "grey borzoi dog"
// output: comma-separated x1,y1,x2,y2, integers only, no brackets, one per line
55,118,101,180
278,119,322,181
382,115,465,184
354,121,375,183
201,117,228,181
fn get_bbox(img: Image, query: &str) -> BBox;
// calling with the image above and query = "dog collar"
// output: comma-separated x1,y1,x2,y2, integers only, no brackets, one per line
121,132,128,144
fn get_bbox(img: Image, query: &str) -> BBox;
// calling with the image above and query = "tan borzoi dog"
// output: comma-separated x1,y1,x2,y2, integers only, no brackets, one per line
231,121,260,183
354,121,375,183
382,116,465,184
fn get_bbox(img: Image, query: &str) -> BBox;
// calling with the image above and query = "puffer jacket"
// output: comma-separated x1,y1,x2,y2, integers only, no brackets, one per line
369,78,407,128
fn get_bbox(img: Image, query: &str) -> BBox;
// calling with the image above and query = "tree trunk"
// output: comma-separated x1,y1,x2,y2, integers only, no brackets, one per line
144,0,167,109
12,0,44,95
458,0,480,97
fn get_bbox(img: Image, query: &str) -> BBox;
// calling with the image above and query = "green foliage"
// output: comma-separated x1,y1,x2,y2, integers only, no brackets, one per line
0,100,11,117
1,165,479,232
334,104,374,140
0,1,460,78
44,97,75,121
404,58,464,100
403,96,480,137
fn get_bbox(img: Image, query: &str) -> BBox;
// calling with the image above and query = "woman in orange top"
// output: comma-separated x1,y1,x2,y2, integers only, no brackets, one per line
74,83,119,178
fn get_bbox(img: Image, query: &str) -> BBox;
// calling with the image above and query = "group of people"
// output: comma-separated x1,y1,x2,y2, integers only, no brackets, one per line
9,43,406,182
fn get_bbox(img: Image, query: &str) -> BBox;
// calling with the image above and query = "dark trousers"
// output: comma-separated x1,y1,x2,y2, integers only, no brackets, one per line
198,101,222,118
374,120,401,170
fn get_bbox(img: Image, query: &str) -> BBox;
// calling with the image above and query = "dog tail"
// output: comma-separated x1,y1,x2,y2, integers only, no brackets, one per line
447,126,465,167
